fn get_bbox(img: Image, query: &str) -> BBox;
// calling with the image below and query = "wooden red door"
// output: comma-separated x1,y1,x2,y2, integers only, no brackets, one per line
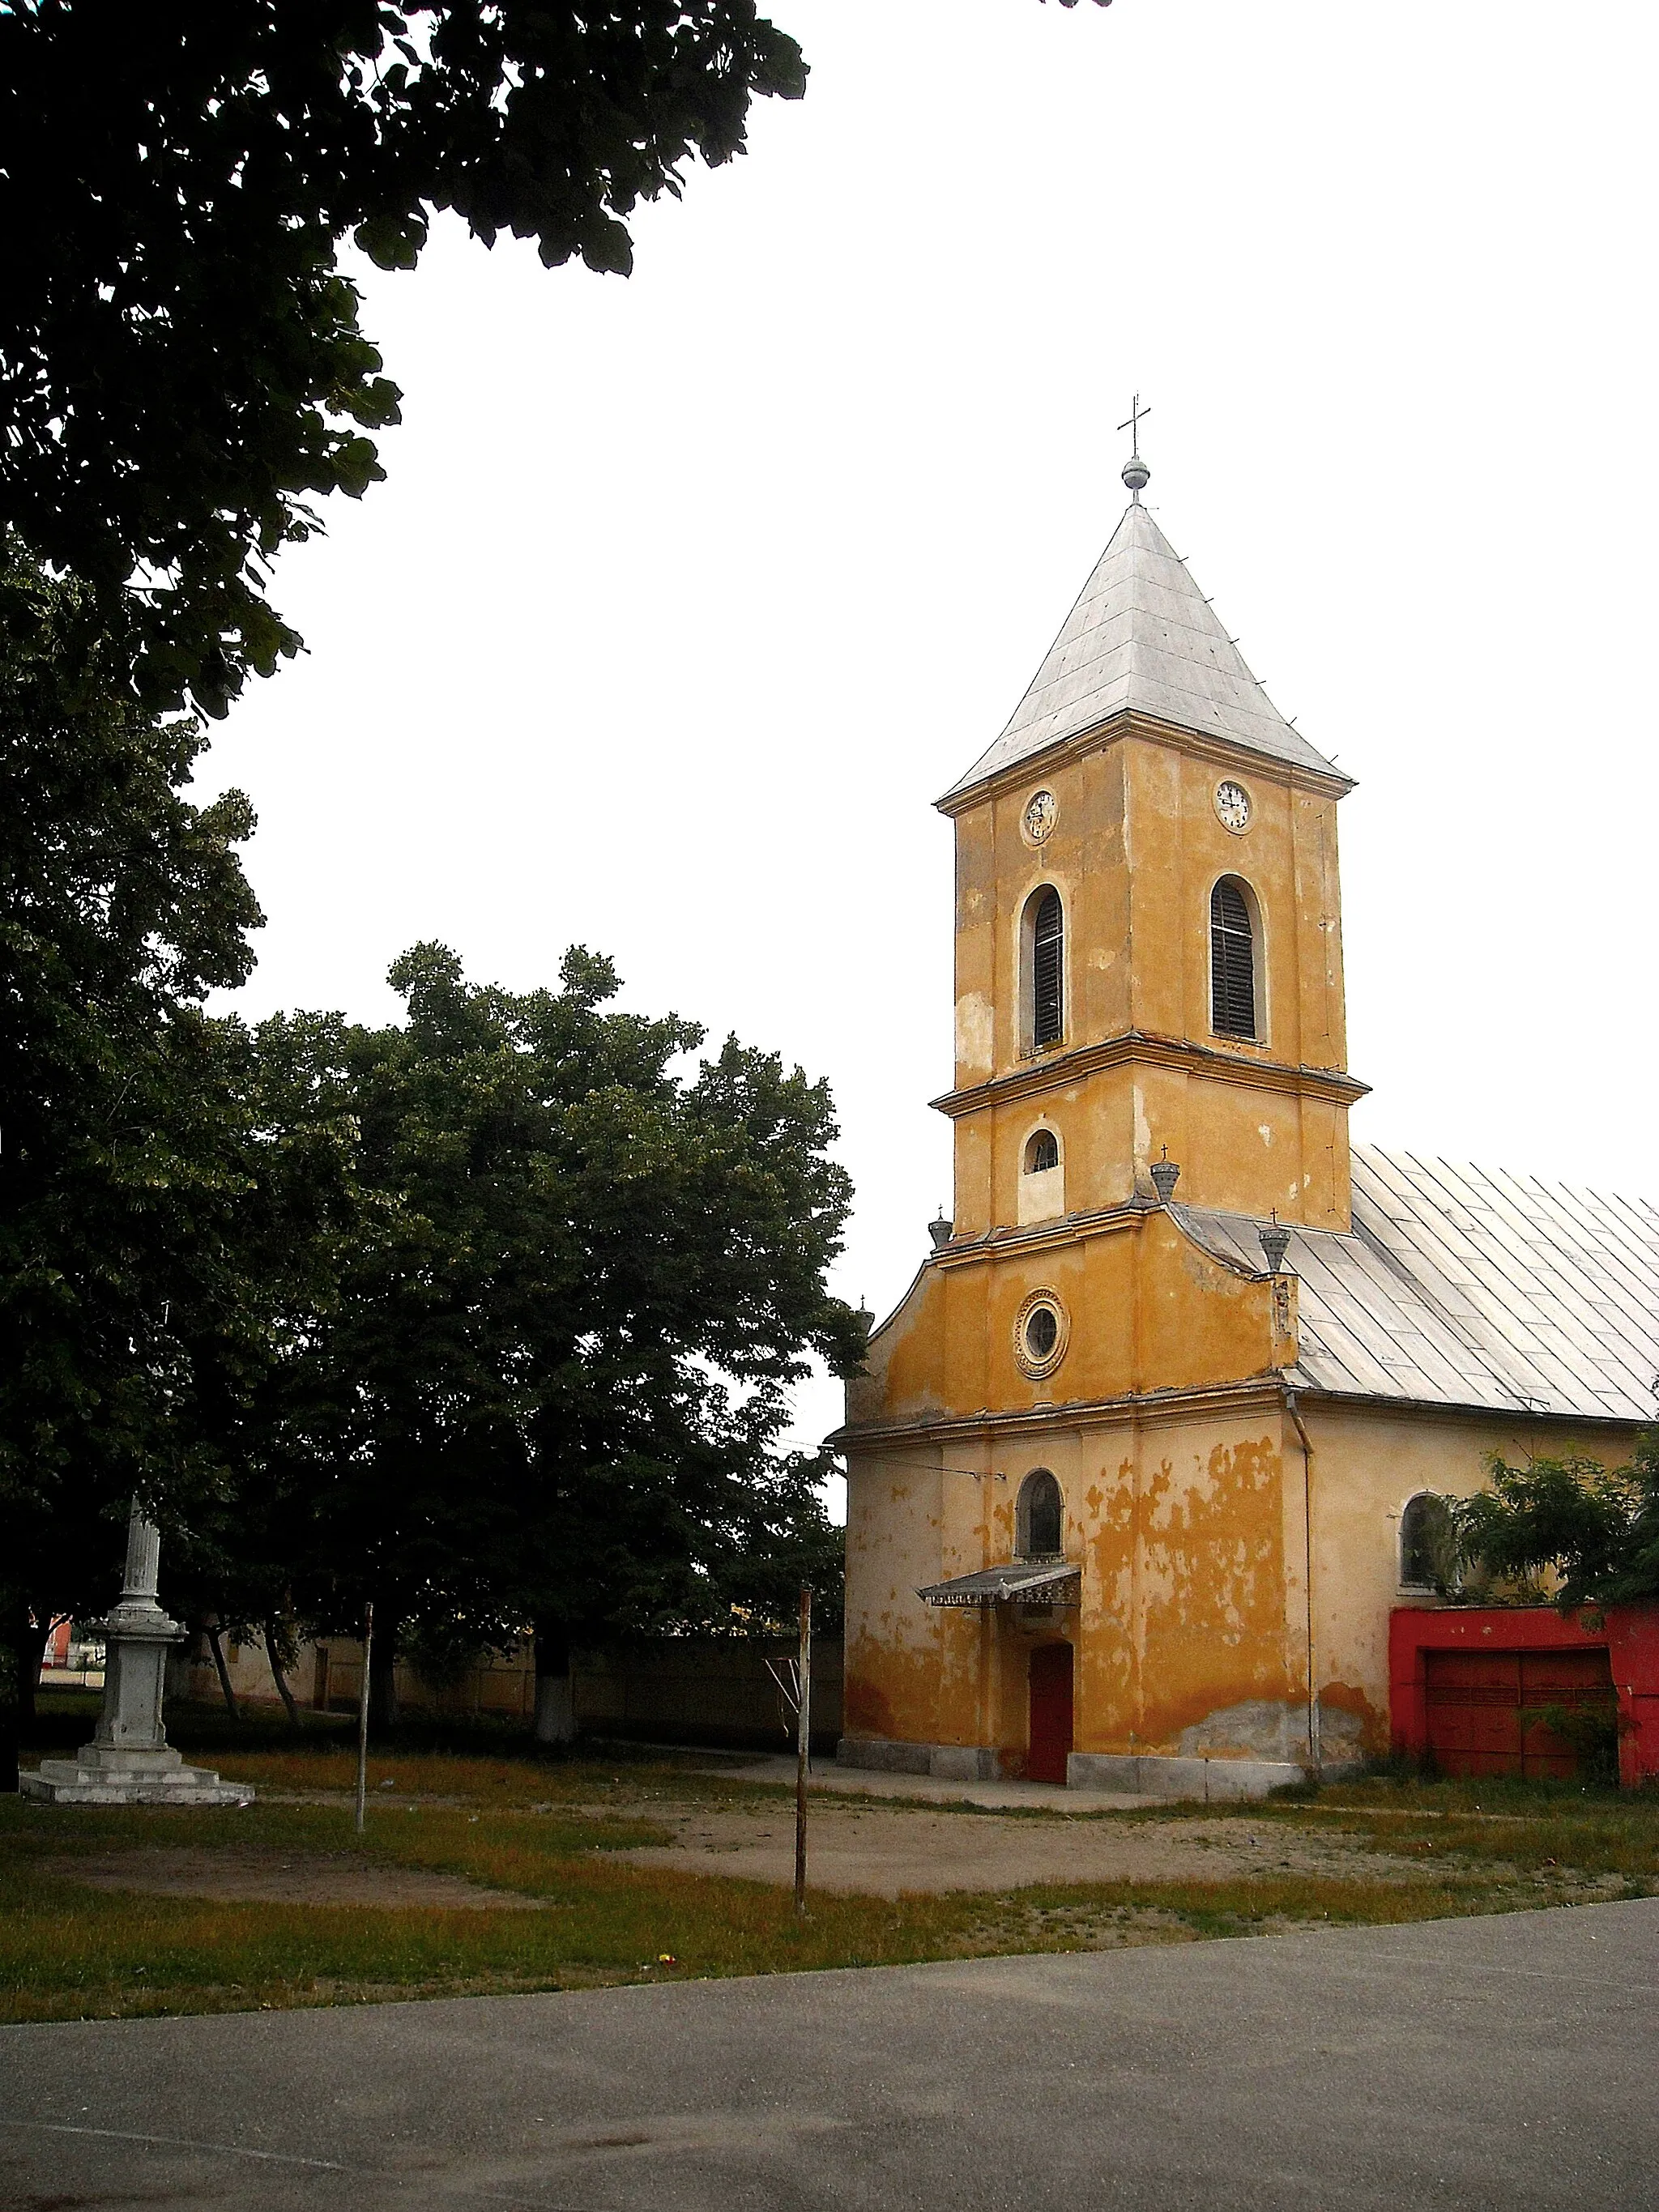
1424,1649,1520,1777
1519,1649,1616,1780
1028,1643,1074,1784
1424,1647,1614,1779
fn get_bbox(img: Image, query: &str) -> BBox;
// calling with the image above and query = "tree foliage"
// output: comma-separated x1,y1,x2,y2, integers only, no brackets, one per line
0,1,807,715
1451,1437,1659,1610
251,944,861,1712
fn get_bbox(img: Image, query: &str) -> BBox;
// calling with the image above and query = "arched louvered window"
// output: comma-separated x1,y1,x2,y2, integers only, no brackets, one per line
1210,878,1257,1038
1031,889,1064,1048
1017,1469,1064,1559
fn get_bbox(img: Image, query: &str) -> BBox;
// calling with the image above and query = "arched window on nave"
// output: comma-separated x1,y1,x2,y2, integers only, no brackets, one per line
1017,1468,1064,1559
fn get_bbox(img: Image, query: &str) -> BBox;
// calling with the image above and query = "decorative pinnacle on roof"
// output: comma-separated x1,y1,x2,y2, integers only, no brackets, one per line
1149,1147,1180,1205
1258,1211,1291,1276
1118,392,1151,498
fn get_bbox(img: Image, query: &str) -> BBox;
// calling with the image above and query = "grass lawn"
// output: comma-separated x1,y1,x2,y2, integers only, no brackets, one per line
6,1731,1656,2025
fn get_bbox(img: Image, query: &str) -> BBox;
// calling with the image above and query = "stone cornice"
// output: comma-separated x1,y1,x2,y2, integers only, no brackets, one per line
925,1200,1149,1271
932,1029,1370,1122
829,1378,1650,1458
933,706,1356,820
828,1375,1293,1453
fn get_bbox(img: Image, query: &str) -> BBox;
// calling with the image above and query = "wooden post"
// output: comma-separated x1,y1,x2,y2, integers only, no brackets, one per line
794,1583,812,1918
354,1601,373,1838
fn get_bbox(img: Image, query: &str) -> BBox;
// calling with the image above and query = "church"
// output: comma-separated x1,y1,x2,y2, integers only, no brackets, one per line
834,434,1659,1796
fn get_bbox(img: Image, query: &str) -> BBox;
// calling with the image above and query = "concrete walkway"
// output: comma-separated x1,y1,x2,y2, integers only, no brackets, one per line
4,1899,1656,2210
727,1750,1157,1810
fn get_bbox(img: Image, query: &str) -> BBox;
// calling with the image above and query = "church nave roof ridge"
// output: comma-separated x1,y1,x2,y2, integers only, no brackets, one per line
943,498,1347,800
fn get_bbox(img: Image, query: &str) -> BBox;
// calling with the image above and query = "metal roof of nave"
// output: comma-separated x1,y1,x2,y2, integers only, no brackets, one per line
943,500,1347,800
1176,1146,1659,1426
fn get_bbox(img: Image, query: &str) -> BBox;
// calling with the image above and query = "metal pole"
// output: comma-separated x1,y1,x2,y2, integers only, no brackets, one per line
794,1584,812,1918
354,1600,373,1838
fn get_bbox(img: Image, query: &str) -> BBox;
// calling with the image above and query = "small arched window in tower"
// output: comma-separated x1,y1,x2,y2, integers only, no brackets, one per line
1017,1469,1064,1561
1210,877,1257,1039
1032,889,1064,1047
1024,1129,1059,1174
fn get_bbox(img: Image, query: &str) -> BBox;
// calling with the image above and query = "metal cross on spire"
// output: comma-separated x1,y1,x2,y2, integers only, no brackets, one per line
1118,392,1151,498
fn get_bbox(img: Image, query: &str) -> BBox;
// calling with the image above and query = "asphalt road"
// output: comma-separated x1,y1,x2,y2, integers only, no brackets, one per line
3,1899,1656,2211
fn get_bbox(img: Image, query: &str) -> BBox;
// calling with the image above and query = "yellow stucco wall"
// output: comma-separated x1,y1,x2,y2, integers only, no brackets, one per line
851,1211,1281,1434
843,1396,1312,1768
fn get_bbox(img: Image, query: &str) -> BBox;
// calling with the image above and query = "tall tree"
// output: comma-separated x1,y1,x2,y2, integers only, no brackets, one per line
258,944,864,1732
0,547,354,1786
0,2,807,714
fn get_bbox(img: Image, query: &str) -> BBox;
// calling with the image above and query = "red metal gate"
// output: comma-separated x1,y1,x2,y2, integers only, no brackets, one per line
1027,1643,1074,1784
1424,1646,1615,1779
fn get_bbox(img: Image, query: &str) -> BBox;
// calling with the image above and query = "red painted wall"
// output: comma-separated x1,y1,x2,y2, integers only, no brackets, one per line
1391,1605,1659,1789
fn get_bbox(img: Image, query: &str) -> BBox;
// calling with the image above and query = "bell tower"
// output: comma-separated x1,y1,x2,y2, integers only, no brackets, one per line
935,437,1365,1237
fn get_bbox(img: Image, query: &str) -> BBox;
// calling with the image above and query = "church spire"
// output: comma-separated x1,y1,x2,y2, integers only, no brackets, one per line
941,443,1348,803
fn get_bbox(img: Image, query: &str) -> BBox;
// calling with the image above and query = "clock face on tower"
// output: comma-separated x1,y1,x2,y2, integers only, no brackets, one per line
1214,779,1253,833
1021,789,1058,845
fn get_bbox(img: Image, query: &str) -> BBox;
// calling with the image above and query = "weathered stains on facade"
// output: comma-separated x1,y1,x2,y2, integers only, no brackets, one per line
1134,1437,1290,1748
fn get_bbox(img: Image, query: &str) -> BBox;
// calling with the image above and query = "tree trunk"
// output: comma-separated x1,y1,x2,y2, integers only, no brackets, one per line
533,1617,574,1746
15,1609,49,1735
368,1615,400,1734
0,1593,28,1793
1,1605,52,1793
264,1619,301,1730
203,1618,240,1722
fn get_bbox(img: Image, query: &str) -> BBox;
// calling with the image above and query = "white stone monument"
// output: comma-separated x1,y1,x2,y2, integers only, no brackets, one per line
22,1501,253,1806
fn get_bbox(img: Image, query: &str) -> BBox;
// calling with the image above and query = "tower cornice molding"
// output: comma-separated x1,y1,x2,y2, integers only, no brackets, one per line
925,1200,1146,1269
830,1375,1294,1452
934,706,1355,820
932,1028,1371,1123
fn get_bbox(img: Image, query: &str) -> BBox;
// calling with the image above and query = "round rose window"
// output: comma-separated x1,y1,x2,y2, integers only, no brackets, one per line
1013,1289,1068,1379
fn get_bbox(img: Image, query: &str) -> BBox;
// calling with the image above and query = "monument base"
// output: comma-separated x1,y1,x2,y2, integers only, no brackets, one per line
22,1744,253,1807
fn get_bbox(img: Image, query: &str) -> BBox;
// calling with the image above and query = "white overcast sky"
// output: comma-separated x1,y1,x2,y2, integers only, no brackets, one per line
202,0,1659,1466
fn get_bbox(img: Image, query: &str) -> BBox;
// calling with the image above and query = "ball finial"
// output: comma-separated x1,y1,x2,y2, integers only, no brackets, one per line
1117,392,1152,500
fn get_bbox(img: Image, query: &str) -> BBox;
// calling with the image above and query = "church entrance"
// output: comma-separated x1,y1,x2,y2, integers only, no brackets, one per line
1027,1643,1074,1784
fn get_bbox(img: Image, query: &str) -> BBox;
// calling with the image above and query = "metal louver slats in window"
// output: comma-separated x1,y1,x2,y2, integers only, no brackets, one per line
1210,878,1256,1038
1033,889,1064,1046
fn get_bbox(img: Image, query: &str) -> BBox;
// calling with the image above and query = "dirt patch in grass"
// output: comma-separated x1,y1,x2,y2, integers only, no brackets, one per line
41,1846,552,1912
613,1805,1447,1897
